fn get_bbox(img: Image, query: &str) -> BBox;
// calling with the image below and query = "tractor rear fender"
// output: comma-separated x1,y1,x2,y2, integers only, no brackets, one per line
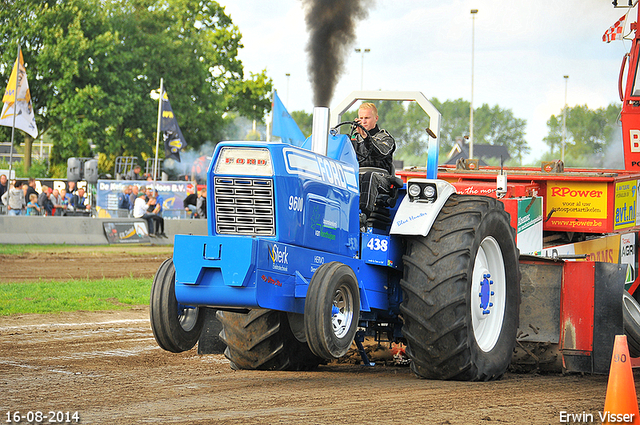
389,179,456,236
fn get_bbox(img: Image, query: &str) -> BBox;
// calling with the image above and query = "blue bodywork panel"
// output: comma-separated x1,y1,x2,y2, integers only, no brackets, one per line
174,134,404,318
173,234,396,314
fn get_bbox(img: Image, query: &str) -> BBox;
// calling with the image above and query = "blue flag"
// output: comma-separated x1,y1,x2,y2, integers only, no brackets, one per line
272,90,305,146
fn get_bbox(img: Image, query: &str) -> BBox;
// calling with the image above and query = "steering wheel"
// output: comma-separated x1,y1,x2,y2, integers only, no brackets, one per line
331,121,372,140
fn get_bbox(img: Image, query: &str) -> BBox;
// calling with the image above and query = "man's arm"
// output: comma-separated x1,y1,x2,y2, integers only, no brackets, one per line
369,130,395,157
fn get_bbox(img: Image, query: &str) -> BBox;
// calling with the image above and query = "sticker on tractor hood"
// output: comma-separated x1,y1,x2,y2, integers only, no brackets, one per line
283,148,358,193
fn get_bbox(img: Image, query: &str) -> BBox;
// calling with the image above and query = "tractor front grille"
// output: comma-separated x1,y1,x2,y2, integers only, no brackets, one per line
214,177,275,236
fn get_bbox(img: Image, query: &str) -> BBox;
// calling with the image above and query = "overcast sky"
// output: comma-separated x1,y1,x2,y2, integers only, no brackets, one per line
221,0,634,164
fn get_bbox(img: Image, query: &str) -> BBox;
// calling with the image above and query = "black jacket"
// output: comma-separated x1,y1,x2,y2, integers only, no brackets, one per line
351,125,396,174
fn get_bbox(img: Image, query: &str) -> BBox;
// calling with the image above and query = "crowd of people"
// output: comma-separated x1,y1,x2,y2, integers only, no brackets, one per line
0,174,177,238
116,184,168,238
0,176,91,217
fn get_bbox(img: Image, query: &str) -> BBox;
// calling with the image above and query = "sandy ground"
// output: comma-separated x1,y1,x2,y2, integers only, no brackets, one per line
0,246,173,282
1,246,639,424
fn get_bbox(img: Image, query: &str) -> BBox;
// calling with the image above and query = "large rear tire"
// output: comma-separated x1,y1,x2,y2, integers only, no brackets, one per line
150,258,204,353
217,309,322,371
304,262,360,360
400,194,520,381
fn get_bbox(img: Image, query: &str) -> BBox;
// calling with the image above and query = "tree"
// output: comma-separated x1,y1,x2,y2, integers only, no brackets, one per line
474,104,530,164
291,110,313,139
0,0,273,174
543,103,621,167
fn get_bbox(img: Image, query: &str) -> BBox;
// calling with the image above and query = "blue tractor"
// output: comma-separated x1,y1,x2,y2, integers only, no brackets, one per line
149,91,520,381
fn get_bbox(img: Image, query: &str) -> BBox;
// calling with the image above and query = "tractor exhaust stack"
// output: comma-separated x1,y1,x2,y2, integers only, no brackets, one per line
311,107,330,156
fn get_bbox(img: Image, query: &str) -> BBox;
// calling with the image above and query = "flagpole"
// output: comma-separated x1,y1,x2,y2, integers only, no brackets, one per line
8,44,20,180
267,89,274,142
153,78,163,191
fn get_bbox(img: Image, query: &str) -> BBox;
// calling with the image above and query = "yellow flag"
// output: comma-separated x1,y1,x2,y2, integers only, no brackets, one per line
2,50,27,104
0,48,38,138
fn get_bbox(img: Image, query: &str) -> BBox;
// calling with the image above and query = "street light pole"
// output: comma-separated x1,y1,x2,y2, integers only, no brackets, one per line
470,9,478,160
562,75,568,162
354,48,370,90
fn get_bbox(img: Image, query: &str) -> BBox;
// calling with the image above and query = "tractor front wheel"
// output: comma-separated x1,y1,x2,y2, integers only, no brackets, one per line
304,262,360,360
150,258,204,353
400,194,520,381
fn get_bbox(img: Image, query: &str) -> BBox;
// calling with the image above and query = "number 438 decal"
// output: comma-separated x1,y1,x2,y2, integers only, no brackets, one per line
366,237,388,252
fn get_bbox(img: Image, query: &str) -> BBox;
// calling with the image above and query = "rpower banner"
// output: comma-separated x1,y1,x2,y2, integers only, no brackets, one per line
545,181,608,232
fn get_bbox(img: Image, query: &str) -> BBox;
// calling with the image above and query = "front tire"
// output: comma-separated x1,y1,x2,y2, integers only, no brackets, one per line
304,262,360,360
150,258,204,353
400,195,520,381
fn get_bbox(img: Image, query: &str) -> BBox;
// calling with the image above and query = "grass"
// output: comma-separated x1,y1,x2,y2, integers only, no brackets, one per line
0,244,173,256
0,277,151,316
0,244,77,255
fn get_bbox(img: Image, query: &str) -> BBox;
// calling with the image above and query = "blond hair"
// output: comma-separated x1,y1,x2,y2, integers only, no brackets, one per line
359,102,378,116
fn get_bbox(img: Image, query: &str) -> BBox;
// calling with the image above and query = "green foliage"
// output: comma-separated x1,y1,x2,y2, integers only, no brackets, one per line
0,0,273,174
291,110,313,138
25,158,50,178
227,70,273,123
0,277,151,316
430,98,471,152
544,103,621,167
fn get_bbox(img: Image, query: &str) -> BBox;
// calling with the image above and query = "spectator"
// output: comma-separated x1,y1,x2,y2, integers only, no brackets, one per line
126,165,144,180
38,185,53,216
50,189,66,216
25,178,37,204
117,186,131,215
133,192,165,238
0,174,7,205
128,185,139,211
144,186,153,203
147,192,166,237
25,193,41,216
67,181,77,196
2,180,25,215
60,189,69,211
183,187,197,217
69,188,91,214
152,189,164,215
64,182,76,205
196,188,207,219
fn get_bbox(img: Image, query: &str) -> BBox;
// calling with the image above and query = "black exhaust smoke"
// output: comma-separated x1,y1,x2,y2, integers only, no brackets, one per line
302,0,371,107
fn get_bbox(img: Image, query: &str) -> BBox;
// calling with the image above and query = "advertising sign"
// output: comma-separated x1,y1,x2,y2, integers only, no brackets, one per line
614,180,637,231
540,232,636,287
540,234,620,262
96,180,193,219
502,197,543,255
545,181,608,232
516,197,543,255
103,222,151,244
621,233,637,286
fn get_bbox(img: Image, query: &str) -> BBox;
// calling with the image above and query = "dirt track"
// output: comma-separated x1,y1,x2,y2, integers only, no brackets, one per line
1,246,639,424
0,246,173,282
